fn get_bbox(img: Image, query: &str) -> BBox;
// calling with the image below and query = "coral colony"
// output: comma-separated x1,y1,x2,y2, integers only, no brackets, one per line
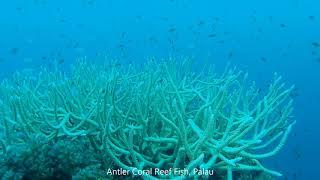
0,59,295,179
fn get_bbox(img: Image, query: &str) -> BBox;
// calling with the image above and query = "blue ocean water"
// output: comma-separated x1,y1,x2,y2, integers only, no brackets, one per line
0,0,319,179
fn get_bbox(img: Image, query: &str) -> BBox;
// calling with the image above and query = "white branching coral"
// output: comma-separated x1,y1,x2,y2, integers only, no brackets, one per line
0,59,295,179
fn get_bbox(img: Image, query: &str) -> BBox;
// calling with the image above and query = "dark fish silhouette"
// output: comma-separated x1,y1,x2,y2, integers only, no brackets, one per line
56,7,62,12
10,48,19,55
16,7,23,12
58,18,66,23
168,27,176,33
312,42,320,47
58,59,65,65
309,16,315,20
197,20,205,26
87,0,95,5
208,34,216,38
260,57,267,62
280,23,286,28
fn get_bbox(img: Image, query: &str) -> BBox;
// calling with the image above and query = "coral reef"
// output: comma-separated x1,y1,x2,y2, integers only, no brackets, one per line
0,59,295,179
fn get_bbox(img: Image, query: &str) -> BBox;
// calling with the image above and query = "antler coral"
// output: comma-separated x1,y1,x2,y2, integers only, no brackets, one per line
0,58,295,179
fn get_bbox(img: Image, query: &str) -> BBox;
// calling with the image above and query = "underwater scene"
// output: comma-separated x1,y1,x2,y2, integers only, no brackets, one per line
0,0,319,179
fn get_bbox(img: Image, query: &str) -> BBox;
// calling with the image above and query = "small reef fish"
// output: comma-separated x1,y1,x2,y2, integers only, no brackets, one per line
197,20,205,26
308,15,315,21
312,42,320,47
10,47,19,55
260,57,267,62
168,27,176,33
208,34,216,38
280,23,286,28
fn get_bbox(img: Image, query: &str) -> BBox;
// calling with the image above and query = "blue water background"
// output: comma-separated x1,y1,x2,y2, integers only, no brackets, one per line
0,0,319,179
